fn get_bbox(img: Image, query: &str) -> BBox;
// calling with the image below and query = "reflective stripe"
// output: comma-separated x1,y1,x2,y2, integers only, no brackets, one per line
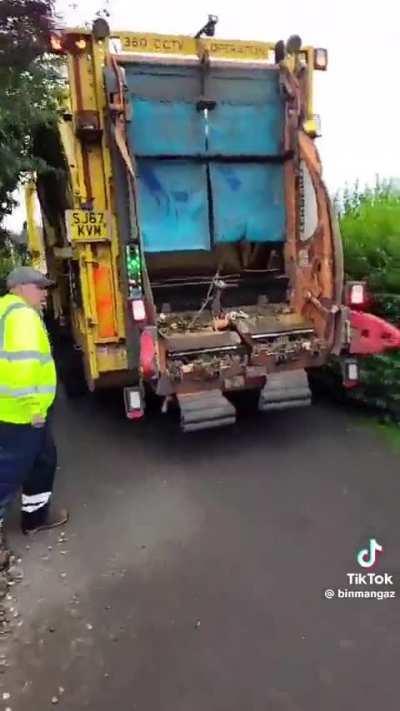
0,350,53,363
22,491,51,506
22,489,51,513
0,385,56,396
22,504,48,513
0,302,30,346
22,490,51,513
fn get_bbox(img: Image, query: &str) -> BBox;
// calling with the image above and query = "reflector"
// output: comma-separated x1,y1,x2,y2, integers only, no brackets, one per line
123,387,144,420
343,358,359,389
345,281,368,309
132,299,146,322
350,283,365,306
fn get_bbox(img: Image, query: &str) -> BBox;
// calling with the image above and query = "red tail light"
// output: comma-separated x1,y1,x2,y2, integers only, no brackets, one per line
49,32,89,55
49,33,65,54
140,328,157,379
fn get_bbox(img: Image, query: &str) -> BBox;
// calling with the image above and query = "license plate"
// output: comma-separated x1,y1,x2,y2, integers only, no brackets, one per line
65,210,110,242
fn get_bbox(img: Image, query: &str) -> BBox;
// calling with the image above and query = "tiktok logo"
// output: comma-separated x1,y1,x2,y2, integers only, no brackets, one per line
357,539,383,569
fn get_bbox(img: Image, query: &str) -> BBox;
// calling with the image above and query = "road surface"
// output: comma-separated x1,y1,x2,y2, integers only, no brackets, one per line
1,392,400,710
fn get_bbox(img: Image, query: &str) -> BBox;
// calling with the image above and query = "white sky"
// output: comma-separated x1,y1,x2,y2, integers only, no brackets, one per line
6,0,400,230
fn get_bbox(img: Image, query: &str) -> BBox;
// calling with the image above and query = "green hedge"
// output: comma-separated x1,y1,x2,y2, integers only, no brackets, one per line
339,184,400,419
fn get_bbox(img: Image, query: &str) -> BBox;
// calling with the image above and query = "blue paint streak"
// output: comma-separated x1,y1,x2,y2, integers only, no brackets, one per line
218,166,242,191
136,161,210,253
141,165,163,194
140,165,169,211
172,191,189,203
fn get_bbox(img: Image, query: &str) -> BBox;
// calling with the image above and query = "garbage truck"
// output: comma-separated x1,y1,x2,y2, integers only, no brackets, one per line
26,19,400,430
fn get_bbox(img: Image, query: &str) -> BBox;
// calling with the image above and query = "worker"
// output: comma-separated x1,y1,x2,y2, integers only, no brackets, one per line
0,267,68,569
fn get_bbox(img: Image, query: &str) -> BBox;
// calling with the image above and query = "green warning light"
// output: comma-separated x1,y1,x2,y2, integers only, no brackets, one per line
126,245,142,299
126,245,142,281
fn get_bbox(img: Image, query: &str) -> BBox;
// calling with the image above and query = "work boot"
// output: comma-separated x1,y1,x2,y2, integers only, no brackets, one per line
0,521,10,572
23,507,69,535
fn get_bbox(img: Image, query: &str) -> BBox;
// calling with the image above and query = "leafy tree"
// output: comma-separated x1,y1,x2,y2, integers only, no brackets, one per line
0,0,62,237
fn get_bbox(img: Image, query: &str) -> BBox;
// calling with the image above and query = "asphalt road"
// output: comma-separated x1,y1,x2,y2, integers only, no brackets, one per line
1,391,400,710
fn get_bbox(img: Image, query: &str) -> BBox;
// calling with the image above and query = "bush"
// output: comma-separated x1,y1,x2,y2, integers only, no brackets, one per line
0,248,16,295
339,182,400,418
341,188,400,287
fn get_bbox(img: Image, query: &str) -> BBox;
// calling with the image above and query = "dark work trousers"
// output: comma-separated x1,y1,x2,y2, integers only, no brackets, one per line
0,420,57,531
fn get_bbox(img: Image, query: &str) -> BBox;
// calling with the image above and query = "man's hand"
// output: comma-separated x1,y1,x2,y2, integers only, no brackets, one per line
31,414,46,428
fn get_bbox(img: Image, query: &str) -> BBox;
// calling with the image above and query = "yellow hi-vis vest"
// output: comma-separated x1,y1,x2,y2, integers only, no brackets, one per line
0,294,56,424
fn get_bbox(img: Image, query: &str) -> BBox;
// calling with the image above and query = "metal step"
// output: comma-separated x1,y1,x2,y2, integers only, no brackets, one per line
177,390,236,432
259,370,312,412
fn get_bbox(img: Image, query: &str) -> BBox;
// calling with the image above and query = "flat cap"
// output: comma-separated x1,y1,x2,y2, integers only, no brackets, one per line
6,266,55,290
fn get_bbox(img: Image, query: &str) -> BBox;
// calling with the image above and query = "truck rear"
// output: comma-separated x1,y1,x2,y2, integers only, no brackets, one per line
27,21,400,430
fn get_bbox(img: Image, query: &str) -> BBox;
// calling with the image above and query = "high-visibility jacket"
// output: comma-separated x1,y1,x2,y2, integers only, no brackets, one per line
0,294,56,424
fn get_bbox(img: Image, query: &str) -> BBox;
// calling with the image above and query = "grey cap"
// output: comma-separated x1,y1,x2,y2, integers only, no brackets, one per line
6,266,55,290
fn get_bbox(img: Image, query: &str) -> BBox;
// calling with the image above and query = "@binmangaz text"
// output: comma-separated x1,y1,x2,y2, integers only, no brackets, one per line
324,539,397,601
